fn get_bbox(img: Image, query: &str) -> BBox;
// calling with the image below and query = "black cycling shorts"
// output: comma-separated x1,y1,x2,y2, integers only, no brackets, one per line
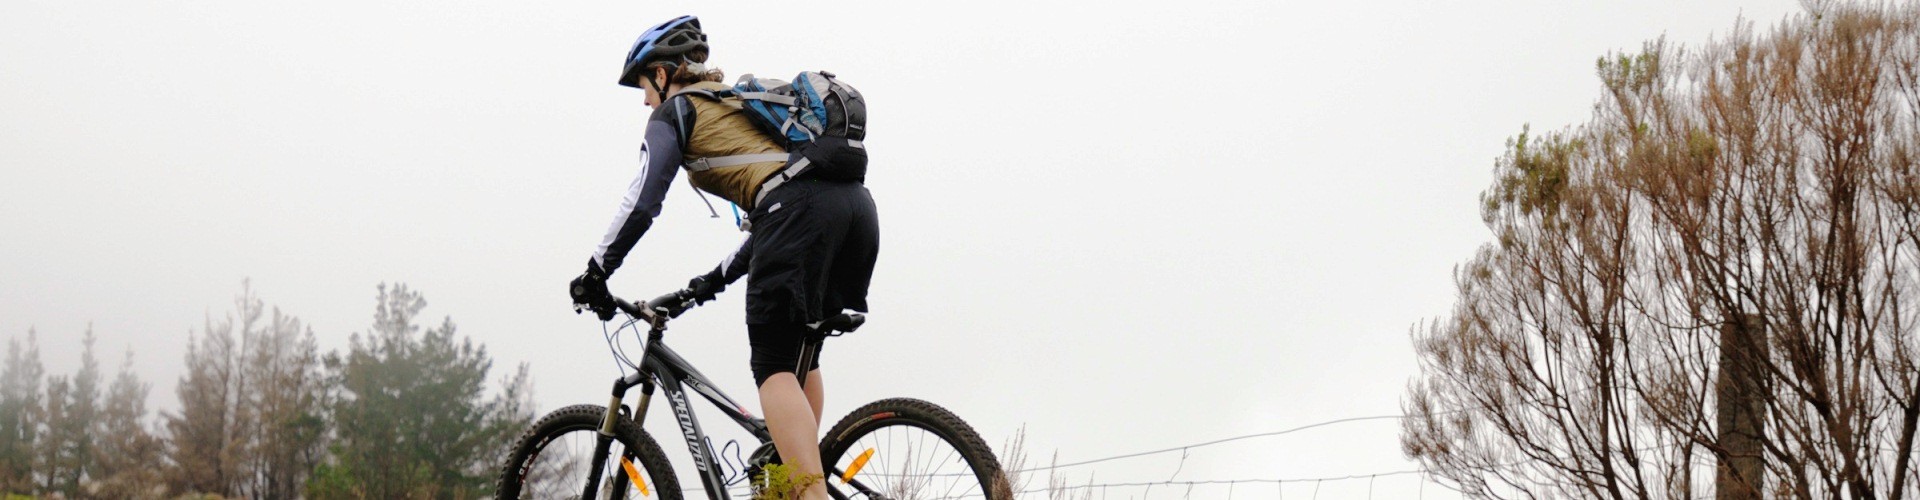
749,323,821,386
743,178,879,325
743,178,878,386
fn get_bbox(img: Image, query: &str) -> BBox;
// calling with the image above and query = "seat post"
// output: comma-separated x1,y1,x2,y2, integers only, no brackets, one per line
794,335,822,389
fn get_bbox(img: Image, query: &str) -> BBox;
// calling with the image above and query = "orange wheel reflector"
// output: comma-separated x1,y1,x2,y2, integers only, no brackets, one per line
841,448,876,483
621,456,650,496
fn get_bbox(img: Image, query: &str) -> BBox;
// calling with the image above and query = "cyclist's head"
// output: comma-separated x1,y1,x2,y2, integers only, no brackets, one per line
620,15,724,106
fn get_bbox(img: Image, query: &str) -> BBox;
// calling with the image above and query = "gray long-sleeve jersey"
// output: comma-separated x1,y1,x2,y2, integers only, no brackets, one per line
591,97,751,287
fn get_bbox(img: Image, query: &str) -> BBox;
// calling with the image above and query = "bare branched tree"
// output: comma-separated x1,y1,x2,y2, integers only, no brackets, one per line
165,280,325,498
238,300,327,499
1001,425,1032,497
1404,3,1920,499
165,288,253,496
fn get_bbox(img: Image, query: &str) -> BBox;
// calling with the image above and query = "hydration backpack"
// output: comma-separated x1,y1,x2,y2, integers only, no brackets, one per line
732,71,866,149
681,71,869,208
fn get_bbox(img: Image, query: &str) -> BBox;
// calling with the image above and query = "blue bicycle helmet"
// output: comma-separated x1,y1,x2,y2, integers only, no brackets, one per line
619,15,707,89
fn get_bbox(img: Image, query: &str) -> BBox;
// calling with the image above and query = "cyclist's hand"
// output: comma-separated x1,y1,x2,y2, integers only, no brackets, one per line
569,264,615,321
686,274,722,305
644,289,696,319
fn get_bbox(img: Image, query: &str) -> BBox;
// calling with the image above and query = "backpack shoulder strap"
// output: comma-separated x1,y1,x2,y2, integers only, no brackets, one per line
736,92,796,106
672,87,731,100
685,153,792,172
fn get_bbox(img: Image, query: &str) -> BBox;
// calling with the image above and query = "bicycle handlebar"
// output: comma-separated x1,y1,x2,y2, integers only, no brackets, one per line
609,289,697,321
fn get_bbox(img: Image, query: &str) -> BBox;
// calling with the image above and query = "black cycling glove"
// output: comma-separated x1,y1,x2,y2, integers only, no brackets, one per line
686,270,724,305
571,259,616,321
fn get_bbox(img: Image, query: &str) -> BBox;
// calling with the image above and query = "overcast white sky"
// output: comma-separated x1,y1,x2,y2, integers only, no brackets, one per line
3,0,1805,498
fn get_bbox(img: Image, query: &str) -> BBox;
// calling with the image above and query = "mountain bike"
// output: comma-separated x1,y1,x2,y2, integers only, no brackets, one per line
495,288,1010,500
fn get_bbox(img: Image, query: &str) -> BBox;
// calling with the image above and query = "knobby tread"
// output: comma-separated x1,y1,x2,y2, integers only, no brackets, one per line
819,397,1011,500
496,404,683,500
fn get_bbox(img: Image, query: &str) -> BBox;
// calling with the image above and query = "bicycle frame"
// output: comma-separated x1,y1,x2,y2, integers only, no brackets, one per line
581,315,877,500
573,317,762,500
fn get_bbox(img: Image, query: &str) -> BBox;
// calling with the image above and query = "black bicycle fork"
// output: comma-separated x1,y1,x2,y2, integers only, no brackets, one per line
580,371,649,500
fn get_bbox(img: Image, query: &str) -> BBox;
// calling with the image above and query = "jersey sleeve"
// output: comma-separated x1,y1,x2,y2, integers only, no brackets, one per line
591,99,695,276
688,235,751,299
701,235,752,286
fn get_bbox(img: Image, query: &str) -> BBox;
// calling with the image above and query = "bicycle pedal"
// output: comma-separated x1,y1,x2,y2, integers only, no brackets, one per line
743,442,780,495
745,442,778,468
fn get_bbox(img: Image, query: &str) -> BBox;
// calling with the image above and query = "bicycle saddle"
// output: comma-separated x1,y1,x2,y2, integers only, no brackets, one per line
811,313,865,335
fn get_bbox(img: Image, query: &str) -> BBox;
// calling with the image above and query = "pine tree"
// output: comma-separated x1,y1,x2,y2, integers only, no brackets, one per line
93,349,163,498
32,329,100,497
0,330,44,495
314,283,526,499
34,375,65,494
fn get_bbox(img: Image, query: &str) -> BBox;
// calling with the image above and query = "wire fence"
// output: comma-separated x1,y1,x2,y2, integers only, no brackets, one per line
661,411,1453,498
1003,414,1411,474
651,363,1726,498
986,412,1454,499
669,369,1694,500
1016,470,1435,500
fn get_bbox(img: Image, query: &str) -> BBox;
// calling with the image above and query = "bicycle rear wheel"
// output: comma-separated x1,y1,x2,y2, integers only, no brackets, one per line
497,404,683,500
819,398,1010,500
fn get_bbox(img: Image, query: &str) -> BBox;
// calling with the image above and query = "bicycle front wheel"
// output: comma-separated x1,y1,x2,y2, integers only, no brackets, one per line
819,398,1010,500
497,404,683,500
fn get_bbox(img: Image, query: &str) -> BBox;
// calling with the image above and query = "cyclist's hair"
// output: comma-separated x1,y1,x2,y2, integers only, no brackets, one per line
648,50,725,86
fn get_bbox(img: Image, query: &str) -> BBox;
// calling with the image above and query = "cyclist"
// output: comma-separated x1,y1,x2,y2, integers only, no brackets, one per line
570,15,878,500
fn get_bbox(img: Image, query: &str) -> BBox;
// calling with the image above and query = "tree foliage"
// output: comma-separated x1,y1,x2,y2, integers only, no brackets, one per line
166,281,330,499
93,349,164,498
312,283,529,500
1404,3,1920,499
165,288,257,496
2,281,534,499
238,292,328,499
35,329,99,497
0,331,42,495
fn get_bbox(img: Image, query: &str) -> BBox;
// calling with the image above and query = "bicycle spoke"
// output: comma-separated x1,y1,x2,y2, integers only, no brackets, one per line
934,446,967,500
516,426,664,500
836,422,987,499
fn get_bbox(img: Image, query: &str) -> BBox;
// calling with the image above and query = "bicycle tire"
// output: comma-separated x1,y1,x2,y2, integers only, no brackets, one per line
819,398,1011,500
497,404,683,500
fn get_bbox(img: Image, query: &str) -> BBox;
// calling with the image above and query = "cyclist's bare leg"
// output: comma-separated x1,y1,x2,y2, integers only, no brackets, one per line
804,369,825,421
761,372,829,500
